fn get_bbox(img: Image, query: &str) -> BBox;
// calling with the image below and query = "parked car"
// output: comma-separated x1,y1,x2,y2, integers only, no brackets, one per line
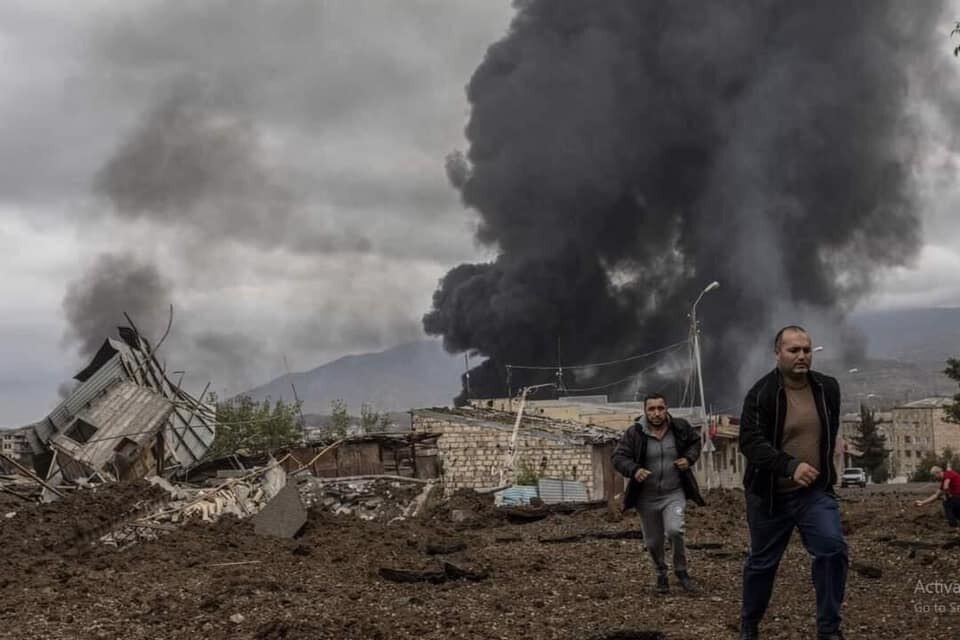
841,467,867,488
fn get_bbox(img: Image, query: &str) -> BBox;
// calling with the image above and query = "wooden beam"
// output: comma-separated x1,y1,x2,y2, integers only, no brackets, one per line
0,452,65,498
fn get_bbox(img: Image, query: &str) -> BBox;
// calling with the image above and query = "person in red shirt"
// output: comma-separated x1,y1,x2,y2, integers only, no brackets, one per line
914,465,960,528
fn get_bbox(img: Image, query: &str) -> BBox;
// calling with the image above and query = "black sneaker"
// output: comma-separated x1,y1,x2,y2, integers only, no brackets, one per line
655,575,668,594
739,623,759,640
675,570,700,594
816,632,844,640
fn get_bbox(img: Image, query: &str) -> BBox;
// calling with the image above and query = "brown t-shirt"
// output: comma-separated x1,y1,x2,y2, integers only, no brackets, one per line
777,384,822,492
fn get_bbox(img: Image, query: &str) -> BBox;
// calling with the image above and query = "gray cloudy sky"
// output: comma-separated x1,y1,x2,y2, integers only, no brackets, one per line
1,1,960,427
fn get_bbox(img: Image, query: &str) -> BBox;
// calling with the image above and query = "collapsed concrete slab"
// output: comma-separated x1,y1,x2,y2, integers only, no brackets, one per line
251,482,307,539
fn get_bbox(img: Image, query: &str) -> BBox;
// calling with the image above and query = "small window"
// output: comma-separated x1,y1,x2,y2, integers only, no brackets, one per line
64,419,98,444
905,436,911,444
905,450,912,458
113,438,139,460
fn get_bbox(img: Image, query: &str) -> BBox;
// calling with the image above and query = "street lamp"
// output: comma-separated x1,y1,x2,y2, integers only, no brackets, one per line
813,346,824,353
691,280,719,421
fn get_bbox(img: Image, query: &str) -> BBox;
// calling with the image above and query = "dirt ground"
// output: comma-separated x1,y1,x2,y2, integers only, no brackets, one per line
0,483,957,640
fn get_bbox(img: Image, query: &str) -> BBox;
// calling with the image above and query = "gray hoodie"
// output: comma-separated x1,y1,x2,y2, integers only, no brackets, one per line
636,417,683,498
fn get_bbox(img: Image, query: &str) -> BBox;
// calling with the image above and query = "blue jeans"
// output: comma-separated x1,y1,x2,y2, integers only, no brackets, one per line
741,489,848,634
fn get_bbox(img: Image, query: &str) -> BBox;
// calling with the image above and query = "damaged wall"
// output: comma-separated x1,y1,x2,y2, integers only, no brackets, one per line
412,410,609,499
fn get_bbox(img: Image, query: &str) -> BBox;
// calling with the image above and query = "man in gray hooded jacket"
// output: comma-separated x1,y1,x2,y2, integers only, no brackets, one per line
612,392,705,594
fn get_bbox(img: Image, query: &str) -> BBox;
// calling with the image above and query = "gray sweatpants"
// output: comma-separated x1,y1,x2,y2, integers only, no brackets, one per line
637,489,687,577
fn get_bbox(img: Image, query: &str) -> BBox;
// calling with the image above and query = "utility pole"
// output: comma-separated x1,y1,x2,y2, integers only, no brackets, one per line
283,355,308,442
690,280,719,489
691,282,718,422
500,383,556,486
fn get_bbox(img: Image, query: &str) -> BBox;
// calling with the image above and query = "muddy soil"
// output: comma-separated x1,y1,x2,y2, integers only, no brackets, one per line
0,483,957,640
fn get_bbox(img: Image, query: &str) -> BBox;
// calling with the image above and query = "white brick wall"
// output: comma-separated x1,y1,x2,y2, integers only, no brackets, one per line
413,413,596,496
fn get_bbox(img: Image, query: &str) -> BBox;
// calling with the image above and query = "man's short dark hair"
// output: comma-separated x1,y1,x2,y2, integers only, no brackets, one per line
643,392,667,407
774,325,808,351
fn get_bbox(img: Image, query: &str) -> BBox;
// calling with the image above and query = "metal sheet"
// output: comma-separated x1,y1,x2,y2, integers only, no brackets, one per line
495,485,539,506
537,478,589,504
51,381,174,470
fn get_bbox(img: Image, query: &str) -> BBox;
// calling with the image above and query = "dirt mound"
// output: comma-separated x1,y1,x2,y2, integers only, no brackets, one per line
427,487,506,528
0,481,166,559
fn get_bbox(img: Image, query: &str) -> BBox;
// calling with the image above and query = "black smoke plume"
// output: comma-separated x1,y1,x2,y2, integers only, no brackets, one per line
63,253,174,358
425,1,953,406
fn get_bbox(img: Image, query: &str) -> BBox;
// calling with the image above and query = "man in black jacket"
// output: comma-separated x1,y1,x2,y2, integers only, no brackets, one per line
612,393,705,594
738,326,847,640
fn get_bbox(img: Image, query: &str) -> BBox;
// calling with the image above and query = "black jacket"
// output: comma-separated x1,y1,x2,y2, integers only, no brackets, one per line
611,416,705,510
738,368,841,512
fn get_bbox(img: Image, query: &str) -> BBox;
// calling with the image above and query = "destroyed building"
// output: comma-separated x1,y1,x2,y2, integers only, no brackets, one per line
14,326,215,501
411,408,622,501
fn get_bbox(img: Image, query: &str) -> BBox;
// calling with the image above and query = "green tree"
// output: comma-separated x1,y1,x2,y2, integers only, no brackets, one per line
943,358,960,423
360,403,381,433
912,447,960,482
328,399,350,438
852,404,890,484
205,393,302,459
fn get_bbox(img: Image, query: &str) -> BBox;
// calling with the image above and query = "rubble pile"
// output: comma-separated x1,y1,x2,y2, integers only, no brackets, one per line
299,476,440,522
100,462,291,547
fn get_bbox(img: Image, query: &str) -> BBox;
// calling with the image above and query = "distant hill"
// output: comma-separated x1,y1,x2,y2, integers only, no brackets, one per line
851,307,960,364
829,307,960,412
242,340,465,414
817,358,955,414
240,308,960,417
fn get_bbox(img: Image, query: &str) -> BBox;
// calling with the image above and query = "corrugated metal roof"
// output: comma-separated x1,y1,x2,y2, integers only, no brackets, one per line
414,409,620,445
51,381,173,469
48,352,128,430
900,397,954,408
554,395,610,405
101,333,215,466
33,329,216,473
537,478,589,504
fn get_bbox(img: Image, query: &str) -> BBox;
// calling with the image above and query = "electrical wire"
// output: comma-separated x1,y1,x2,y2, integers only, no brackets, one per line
562,344,691,393
506,339,690,371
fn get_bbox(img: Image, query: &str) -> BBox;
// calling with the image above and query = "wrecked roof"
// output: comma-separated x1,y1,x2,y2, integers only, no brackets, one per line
897,397,955,409
411,408,621,444
50,381,174,471
28,326,216,481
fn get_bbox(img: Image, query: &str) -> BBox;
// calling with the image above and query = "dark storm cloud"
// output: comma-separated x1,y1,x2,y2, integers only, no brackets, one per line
425,0,959,405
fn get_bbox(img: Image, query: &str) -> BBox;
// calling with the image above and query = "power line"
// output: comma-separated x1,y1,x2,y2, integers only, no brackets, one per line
506,339,690,371
562,345,692,393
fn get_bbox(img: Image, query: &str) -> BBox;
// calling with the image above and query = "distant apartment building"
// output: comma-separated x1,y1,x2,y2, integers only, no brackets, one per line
888,397,958,478
0,428,32,461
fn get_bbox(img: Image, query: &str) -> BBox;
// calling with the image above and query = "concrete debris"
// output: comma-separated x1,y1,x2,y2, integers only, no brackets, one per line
94,457,453,548
99,461,289,547
298,476,440,522
251,483,307,539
